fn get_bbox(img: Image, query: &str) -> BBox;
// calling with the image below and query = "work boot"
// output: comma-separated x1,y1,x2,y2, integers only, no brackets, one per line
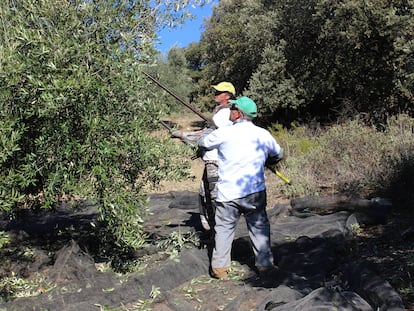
211,267,228,280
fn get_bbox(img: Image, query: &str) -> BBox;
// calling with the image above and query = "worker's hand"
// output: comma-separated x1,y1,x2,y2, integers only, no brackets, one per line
205,120,217,130
265,157,282,168
191,147,206,160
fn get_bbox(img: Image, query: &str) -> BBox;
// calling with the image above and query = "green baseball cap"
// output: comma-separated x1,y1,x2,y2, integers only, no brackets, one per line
229,96,257,118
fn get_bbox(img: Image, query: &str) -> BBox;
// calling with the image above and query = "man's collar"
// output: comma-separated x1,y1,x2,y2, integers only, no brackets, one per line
215,103,231,112
233,118,251,124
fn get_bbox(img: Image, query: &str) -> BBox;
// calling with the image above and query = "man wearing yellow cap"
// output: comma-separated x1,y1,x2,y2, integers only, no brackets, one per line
198,82,236,231
172,82,236,233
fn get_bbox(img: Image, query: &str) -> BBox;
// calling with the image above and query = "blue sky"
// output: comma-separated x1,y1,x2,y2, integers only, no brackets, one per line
156,2,216,55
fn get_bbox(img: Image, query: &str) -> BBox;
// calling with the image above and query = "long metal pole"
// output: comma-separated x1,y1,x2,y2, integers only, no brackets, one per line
142,71,210,122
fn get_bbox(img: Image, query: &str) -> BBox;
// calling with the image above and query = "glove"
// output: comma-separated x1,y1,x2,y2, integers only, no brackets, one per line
171,130,183,139
266,148,284,166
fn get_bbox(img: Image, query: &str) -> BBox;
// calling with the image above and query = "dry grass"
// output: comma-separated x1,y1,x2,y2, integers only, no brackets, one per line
272,114,414,203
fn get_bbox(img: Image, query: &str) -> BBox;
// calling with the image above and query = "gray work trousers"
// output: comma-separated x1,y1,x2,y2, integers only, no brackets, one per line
211,190,274,269
199,162,219,227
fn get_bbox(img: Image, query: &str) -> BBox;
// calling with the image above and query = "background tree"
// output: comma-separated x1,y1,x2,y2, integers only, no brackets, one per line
198,0,414,125
200,0,252,90
0,0,208,250
185,42,206,74
184,42,207,103
282,0,413,124
245,42,305,125
153,46,195,113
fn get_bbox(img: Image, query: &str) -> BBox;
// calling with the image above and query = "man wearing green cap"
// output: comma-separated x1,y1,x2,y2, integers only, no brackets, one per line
198,96,284,279
172,82,236,233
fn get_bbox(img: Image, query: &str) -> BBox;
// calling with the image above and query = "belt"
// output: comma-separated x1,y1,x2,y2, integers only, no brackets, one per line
204,160,218,165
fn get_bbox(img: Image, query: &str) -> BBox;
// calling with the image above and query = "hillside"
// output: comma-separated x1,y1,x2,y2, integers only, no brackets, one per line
0,115,413,310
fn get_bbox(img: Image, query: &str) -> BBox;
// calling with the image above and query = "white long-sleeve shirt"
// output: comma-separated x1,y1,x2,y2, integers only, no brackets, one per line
198,120,283,202
202,107,232,162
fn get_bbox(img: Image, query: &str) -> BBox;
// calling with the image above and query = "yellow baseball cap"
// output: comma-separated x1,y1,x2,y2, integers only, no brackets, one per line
211,82,236,96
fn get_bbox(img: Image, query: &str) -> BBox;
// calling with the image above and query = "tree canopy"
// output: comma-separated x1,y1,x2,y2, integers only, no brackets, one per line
0,0,208,249
196,0,413,125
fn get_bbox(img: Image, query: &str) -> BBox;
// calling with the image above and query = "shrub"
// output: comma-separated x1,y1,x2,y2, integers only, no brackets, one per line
274,114,414,202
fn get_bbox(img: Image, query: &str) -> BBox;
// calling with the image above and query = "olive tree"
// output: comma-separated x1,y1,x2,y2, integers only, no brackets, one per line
0,0,208,249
